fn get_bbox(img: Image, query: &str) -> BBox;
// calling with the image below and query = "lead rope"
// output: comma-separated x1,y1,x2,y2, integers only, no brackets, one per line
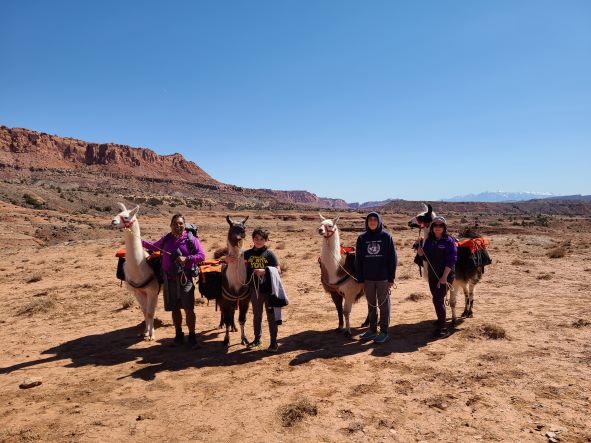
418,228,452,306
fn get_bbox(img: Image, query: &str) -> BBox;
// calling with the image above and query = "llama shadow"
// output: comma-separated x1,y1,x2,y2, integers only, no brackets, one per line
0,320,453,381
286,319,450,366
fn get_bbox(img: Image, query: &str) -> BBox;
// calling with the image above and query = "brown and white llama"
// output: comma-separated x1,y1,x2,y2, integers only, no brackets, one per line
111,203,160,340
408,204,485,325
318,215,365,337
219,216,250,346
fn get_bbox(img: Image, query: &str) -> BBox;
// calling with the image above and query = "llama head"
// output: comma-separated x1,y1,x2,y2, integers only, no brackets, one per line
408,203,436,229
318,214,340,238
226,215,249,248
112,203,140,229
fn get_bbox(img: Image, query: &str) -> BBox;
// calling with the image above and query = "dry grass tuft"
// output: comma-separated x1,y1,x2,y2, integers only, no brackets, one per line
18,296,56,315
406,292,428,302
572,319,590,328
25,274,43,284
278,397,318,427
121,293,135,309
275,241,286,250
479,323,507,340
511,259,527,266
547,246,566,259
537,273,553,280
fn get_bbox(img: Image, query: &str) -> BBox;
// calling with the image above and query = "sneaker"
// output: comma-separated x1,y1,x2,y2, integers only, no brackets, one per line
248,339,262,350
373,332,389,344
359,330,377,341
266,341,279,353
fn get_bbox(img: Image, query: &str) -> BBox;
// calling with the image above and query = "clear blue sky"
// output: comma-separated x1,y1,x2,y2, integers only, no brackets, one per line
1,1,590,202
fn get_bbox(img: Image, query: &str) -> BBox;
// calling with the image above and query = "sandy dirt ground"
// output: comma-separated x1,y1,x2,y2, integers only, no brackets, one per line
1,203,590,442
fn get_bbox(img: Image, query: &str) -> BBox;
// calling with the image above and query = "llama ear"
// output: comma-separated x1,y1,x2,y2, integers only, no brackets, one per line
242,216,249,224
427,204,433,215
319,213,326,221
128,205,140,218
421,203,428,213
226,215,233,225
118,202,127,212
333,216,340,225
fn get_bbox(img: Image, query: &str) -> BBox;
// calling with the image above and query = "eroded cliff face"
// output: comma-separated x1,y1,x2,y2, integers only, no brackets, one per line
0,126,353,210
0,126,218,185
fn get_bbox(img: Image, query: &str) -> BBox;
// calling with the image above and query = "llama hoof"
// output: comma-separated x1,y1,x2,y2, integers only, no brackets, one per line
466,312,474,318
231,326,238,333
344,330,352,338
460,311,468,318
241,337,249,346
223,337,230,346
335,326,344,333
451,318,456,327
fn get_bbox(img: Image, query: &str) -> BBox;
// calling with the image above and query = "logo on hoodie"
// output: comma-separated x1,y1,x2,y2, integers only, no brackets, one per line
367,241,381,255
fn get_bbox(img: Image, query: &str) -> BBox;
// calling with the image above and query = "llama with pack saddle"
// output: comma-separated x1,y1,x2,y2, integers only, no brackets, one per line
408,204,492,326
318,215,365,337
111,203,160,340
219,216,251,346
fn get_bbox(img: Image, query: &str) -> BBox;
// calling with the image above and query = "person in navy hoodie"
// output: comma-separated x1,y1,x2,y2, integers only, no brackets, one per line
355,212,397,344
417,216,457,338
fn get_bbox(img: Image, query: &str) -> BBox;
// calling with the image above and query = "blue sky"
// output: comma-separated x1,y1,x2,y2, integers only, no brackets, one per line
1,1,590,202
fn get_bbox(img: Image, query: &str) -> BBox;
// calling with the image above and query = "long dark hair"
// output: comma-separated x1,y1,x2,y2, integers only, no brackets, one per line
170,213,185,225
427,223,448,241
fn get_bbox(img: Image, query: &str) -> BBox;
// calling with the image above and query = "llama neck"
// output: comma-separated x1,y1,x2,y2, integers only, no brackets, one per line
123,222,148,279
226,242,246,291
321,229,341,281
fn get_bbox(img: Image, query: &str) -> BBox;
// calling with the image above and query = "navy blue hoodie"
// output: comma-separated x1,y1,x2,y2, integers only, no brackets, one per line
355,212,397,283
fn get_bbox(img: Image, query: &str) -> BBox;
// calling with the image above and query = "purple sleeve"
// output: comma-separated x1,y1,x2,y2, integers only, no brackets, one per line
186,237,206,267
141,235,166,252
446,238,458,269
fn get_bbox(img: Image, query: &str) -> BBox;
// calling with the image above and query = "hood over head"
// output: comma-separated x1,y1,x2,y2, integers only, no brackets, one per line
365,212,383,232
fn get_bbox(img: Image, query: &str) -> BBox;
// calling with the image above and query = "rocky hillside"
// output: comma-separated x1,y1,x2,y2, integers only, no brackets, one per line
0,126,347,210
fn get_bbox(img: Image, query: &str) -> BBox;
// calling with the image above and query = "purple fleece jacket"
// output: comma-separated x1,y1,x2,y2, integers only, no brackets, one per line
142,231,205,278
422,235,457,275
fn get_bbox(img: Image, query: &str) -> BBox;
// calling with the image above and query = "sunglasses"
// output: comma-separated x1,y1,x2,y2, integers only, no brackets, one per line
432,224,445,228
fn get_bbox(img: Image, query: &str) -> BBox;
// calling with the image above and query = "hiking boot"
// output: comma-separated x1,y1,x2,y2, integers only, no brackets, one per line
248,339,262,350
359,330,377,341
266,340,279,353
373,332,389,344
173,331,185,345
187,333,201,350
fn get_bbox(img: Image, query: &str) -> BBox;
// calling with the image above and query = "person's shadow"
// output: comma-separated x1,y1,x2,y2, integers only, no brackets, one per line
0,319,453,381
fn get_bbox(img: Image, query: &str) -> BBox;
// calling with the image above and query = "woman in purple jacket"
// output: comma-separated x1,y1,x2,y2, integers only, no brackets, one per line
142,214,205,349
417,216,457,338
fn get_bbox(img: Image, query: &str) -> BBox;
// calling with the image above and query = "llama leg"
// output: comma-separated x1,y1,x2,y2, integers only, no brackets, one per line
467,284,475,318
330,292,344,332
461,286,470,317
449,285,458,327
223,305,232,345
239,299,249,346
343,296,353,338
144,290,158,341
133,292,150,337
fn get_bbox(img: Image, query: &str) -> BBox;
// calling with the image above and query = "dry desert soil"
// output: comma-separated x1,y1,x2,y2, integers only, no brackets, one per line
1,203,590,442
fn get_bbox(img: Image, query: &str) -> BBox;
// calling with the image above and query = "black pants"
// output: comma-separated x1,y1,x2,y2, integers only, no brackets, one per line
428,273,453,330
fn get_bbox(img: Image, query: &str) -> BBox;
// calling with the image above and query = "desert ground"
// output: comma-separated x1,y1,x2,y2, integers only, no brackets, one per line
1,202,590,442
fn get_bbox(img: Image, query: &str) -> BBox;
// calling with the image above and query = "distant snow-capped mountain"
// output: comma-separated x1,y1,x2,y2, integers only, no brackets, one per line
443,191,555,202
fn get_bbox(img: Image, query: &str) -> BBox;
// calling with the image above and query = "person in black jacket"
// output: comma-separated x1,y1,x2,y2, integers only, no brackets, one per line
355,212,397,343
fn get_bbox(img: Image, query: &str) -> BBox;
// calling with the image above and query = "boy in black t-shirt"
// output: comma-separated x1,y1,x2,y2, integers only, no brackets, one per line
244,227,281,352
